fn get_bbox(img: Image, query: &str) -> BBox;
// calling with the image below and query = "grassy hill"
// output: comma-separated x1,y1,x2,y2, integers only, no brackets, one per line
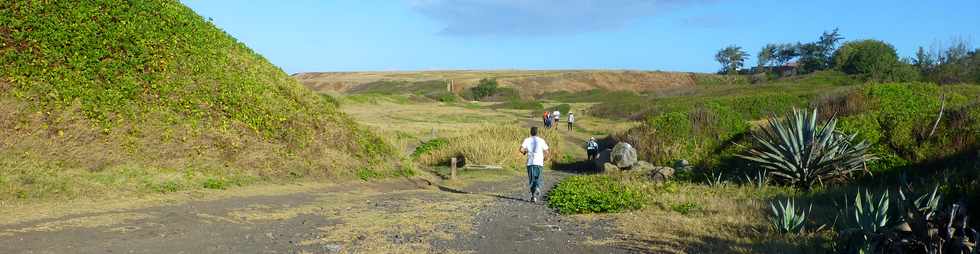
0,0,394,201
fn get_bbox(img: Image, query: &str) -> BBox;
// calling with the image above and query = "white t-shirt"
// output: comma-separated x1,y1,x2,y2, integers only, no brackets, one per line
521,136,549,166
552,111,560,119
568,114,574,123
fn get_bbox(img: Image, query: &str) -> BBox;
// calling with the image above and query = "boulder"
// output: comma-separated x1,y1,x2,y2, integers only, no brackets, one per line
649,166,675,182
610,142,637,168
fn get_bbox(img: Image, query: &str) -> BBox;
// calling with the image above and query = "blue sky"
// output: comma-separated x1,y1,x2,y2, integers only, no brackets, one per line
182,0,980,74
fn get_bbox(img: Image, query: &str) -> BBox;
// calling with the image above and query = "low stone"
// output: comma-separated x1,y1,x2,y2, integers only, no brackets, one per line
610,142,637,168
645,166,675,182
630,161,655,172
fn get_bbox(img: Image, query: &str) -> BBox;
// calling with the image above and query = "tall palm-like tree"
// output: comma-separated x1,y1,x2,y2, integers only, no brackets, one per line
715,45,748,74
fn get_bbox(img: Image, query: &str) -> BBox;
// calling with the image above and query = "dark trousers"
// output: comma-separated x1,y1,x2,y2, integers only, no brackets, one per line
567,122,573,130
587,149,597,161
526,165,542,194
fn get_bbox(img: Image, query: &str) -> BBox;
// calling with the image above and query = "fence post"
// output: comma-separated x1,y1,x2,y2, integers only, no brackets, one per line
450,157,458,180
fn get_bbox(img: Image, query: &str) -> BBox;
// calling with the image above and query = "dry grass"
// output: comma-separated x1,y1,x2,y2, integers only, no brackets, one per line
571,181,831,253
416,125,564,170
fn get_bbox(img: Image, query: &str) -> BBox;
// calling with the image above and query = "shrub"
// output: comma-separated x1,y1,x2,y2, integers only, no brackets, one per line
411,138,448,158
547,175,644,214
623,102,749,166
470,78,499,101
769,198,808,234
832,40,914,82
738,108,875,190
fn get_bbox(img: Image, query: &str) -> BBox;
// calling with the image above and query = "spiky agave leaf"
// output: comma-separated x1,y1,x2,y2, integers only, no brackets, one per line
853,189,891,234
769,198,808,234
737,108,876,190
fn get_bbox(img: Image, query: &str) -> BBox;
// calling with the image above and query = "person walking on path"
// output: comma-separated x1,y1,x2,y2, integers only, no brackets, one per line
585,137,599,161
552,110,560,128
520,127,549,202
542,111,550,128
567,113,575,131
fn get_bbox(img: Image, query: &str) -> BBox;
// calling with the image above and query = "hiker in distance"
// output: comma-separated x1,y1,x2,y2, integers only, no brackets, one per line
567,112,575,131
551,110,560,128
585,137,599,161
520,127,549,202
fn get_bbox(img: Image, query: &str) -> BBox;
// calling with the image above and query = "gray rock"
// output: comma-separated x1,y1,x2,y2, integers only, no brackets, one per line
610,142,637,168
630,160,655,172
649,166,675,182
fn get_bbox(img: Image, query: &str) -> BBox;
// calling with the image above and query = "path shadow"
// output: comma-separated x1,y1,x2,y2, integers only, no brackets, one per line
552,160,602,174
436,185,526,202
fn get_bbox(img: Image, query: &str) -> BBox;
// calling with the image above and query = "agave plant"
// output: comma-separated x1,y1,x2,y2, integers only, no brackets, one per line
770,198,809,234
705,171,725,186
743,169,768,188
738,108,875,190
854,190,891,234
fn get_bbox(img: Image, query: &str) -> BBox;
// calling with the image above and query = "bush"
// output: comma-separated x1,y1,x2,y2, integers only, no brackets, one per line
547,176,644,214
832,40,915,82
411,138,448,158
622,102,749,166
470,78,499,101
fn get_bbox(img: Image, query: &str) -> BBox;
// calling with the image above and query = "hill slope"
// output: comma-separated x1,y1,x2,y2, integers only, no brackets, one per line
293,70,741,97
0,1,392,201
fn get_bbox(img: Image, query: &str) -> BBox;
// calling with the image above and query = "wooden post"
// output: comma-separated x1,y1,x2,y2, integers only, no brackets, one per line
450,157,457,180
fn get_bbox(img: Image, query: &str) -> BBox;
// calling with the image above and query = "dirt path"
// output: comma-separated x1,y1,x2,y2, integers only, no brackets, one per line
433,171,629,254
0,170,631,253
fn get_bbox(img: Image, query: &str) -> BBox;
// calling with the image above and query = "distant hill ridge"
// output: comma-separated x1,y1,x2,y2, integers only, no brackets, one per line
293,70,732,97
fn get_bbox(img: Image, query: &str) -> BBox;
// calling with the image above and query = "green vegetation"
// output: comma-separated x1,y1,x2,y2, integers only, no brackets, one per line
547,175,644,214
348,80,456,102
411,138,449,158
492,99,543,110
738,108,874,190
833,39,918,82
470,78,499,101
715,45,749,74
0,0,394,201
769,199,808,234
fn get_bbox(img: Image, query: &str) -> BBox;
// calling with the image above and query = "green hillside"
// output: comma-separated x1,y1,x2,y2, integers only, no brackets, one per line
0,1,393,201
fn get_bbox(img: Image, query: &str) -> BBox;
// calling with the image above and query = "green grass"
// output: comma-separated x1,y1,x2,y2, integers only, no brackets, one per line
0,0,395,202
547,175,645,214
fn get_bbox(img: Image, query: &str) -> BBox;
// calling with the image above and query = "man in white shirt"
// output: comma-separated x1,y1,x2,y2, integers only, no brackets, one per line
551,110,560,128
567,113,575,131
519,127,549,202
